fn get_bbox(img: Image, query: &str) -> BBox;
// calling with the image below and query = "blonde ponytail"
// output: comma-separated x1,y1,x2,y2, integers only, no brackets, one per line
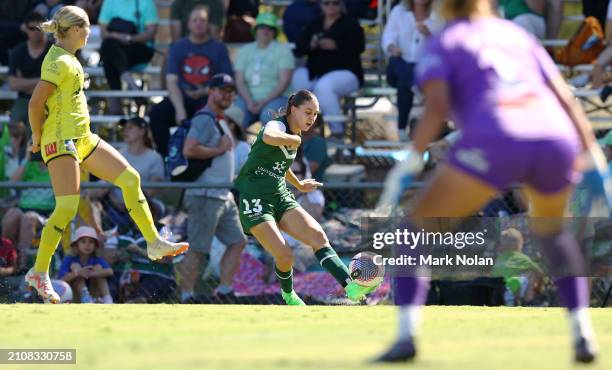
39,5,89,39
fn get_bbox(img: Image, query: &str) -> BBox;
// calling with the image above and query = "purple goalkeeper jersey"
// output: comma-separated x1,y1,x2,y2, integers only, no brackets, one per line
416,17,577,142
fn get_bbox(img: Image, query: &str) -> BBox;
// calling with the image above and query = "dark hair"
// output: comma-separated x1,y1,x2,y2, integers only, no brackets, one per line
25,11,45,25
276,90,317,119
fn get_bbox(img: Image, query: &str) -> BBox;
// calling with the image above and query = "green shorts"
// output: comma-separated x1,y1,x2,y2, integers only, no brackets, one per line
238,190,300,234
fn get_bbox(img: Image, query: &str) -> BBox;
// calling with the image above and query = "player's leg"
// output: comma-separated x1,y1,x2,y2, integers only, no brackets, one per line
214,199,247,299
523,185,598,363
26,155,81,303
279,207,372,301
250,221,305,305
80,138,188,259
376,163,498,362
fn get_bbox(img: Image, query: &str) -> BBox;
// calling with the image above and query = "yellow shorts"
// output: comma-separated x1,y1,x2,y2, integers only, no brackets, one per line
41,133,101,165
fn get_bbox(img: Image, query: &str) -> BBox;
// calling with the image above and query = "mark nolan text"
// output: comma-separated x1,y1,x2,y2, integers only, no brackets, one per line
374,254,494,266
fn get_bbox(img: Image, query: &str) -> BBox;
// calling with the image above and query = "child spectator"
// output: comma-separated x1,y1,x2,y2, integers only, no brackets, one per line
58,226,113,303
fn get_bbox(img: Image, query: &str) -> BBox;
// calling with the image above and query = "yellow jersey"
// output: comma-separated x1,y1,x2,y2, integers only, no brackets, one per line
40,44,90,144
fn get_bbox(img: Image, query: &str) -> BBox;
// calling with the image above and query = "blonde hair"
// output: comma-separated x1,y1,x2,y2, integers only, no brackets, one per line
40,5,89,39
439,0,481,21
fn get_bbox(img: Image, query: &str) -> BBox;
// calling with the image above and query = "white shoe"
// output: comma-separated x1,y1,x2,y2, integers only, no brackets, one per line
147,237,189,260
25,268,60,304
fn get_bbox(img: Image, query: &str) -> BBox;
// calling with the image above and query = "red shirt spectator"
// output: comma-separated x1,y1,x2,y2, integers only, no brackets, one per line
0,237,18,276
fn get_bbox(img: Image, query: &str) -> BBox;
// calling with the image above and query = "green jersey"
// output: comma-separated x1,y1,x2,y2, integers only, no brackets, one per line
235,118,298,196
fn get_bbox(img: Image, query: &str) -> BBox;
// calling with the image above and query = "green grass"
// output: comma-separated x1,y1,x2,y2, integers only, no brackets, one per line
1,305,611,370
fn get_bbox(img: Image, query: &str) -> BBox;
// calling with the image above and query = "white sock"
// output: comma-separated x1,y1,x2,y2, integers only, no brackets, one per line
568,307,595,342
102,294,113,304
397,305,422,341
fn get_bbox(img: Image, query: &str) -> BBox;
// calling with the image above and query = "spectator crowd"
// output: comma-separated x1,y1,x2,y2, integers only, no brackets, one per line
0,0,610,304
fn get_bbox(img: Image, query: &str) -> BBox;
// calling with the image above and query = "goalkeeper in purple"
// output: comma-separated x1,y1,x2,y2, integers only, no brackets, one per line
375,0,604,364
235,90,380,305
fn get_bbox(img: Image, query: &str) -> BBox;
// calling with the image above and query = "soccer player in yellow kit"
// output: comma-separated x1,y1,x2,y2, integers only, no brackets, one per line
25,6,189,303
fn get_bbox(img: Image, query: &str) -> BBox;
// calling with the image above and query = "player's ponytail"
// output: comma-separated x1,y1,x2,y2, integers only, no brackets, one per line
276,90,317,119
40,5,89,39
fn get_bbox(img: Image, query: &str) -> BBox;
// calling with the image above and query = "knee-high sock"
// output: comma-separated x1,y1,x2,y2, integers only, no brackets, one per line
315,246,351,287
34,194,80,273
539,230,589,310
275,265,294,293
113,167,159,243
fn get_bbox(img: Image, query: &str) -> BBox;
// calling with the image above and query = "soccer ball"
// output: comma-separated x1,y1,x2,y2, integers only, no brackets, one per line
51,280,73,303
349,252,384,287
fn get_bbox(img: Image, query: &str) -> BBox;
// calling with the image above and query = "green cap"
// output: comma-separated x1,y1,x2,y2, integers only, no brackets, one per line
254,13,278,32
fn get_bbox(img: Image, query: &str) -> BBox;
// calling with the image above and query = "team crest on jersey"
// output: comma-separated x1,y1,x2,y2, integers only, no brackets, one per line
44,142,57,156
64,140,77,154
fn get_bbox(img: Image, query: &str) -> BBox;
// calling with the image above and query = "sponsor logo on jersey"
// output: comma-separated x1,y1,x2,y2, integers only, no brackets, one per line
44,142,58,156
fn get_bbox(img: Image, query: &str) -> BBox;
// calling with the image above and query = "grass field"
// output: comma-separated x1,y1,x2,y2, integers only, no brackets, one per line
1,305,610,370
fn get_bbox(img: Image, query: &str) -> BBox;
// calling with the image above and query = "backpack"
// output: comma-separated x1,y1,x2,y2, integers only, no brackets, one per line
556,16,605,67
167,111,224,182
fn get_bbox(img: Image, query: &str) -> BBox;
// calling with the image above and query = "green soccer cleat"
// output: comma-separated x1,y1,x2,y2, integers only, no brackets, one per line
281,290,306,306
345,281,380,302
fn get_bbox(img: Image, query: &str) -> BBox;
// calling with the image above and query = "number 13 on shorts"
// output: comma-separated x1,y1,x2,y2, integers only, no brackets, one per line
242,198,262,214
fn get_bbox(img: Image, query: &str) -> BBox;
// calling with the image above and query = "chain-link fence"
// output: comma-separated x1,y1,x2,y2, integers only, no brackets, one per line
0,181,610,307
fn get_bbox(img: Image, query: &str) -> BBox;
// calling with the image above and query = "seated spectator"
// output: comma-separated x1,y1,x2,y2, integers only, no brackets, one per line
235,13,295,128
301,118,330,182
224,105,250,176
37,0,65,18
382,0,439,138
170,0,225,41
58,226,113,303
86,117,165,235
0,237,17,277
223,0,259,42
8,11,51,134
0,237,19,297
591,1,612,89
0,0,37,65
290,147,325,221
498,0,561,40
1,141,55,271
491,228,543,306
283,0,321,45
98,0,158,114
149,6,233,157
293,0,365,139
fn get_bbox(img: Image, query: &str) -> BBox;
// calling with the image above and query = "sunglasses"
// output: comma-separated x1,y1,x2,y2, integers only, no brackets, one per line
322,1,341,5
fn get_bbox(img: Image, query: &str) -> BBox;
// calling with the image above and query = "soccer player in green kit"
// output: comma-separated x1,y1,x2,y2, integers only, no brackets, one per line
235,90,379,305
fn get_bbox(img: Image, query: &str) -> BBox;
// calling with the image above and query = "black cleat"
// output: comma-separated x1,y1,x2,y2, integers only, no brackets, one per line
373,338,417,363
574,337,597,364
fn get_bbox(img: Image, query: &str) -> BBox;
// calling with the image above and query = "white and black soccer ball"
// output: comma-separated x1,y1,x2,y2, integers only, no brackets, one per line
51,279,73,303
349,252,384,287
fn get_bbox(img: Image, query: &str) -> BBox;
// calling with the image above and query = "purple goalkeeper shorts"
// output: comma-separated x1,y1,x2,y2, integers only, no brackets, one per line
447,135,581,194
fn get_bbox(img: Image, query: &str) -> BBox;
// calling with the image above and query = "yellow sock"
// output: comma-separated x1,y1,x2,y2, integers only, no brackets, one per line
34,194,80,273
114,166,159,243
